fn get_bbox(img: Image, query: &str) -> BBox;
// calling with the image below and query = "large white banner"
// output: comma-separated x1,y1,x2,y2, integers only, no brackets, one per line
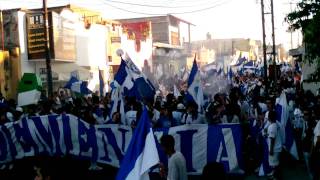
0,115,244,174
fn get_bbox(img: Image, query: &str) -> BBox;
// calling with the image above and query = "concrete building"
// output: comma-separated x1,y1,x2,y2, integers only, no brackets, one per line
0,4,124,97
289,46,320,94
117,15,193,80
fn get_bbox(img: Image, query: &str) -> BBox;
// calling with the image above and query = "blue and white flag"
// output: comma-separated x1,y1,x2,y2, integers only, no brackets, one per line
64,76,79,89
258,137,273,176
116,107,159,180
124,56,155,101
114,60,134,91
275,92,298,160
64,76,91,95
112,57,155,101
187,58,204,112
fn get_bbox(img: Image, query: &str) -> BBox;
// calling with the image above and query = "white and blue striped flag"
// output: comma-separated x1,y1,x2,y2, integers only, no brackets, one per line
116,107,159,180
64,76,91,95
276,91,299,160
187,57,204,112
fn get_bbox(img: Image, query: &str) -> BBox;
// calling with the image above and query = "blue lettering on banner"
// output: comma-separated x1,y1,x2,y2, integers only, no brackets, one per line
207,125,244,174
78,121,98,161
0,129,8,162
32,116,54,155
13,118,36,156
61,115,73,153
176,129,197,172
98,127,124,163
0,115,244,175
118,128,129,152
48,115,64,156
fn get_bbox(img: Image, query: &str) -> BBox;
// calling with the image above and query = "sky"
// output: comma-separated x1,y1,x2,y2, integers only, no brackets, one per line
0,0,301,50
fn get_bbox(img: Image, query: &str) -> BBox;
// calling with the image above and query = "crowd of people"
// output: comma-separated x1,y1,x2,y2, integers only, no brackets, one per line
0,68,320,180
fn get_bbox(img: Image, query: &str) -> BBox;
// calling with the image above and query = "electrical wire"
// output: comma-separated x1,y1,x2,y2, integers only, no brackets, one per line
102,0,233,15
2,0,232,16
104,0,222,8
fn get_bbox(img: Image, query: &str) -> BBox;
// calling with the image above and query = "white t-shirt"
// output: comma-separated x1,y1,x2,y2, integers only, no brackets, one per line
264,111,270,124
267,122,283,153
181,113,206,124
172,111,183,125
314,120,320,146
125,110,137,126
151,109,160,126
168,151,188,180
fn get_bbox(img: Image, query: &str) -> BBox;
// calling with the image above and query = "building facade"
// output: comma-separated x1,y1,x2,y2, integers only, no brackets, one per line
0,4,125,97
118,15,193,81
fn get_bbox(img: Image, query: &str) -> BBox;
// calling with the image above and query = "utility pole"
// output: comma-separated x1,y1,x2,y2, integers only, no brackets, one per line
271,0,277,84
43,0,53,97
260,0,268,96
289,2,293,49
1,10,4,51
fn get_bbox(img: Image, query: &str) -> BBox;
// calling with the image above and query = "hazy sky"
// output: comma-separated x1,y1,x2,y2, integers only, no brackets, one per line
0,0,300,49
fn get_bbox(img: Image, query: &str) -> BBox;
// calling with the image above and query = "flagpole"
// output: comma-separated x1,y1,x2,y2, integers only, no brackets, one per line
43,0,53,97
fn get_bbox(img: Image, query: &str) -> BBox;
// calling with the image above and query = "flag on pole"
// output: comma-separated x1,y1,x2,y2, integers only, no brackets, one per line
258,138,273,176
116,107,159,180
275,91,299,160
228,66,233,84
124,55,155,101
187,55,204,112
64,76,91,95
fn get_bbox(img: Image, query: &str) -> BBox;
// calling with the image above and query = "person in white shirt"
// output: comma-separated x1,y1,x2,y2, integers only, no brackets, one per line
146,103,160,127
160,135,187,180
312,119,320,180
267,110,283,179
181,103,206,124
125,110,137,127
172,104,185,126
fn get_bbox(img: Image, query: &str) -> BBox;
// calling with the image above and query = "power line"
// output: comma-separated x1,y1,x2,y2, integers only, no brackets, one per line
102,0,233,15
102,2,164,15
104,0,221,8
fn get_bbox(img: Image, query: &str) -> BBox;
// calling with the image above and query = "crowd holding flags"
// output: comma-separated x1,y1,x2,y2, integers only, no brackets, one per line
187,55,204,112
10,48,315,179
276,92,299,160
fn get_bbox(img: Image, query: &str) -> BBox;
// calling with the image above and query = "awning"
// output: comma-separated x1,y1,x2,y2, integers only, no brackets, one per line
153,42,184,49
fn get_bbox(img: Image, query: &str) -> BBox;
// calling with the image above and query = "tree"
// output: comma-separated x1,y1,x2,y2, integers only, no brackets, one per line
285,0,320,81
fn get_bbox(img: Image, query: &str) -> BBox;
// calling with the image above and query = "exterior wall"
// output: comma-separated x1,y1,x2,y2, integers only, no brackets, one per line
0,51,9,97
76,23,107,67
118,16,170,44
121,34,153,71
0,49,20,99
107,24,122,66
151,18,169,44
302,62,320,94
16,9,112,93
